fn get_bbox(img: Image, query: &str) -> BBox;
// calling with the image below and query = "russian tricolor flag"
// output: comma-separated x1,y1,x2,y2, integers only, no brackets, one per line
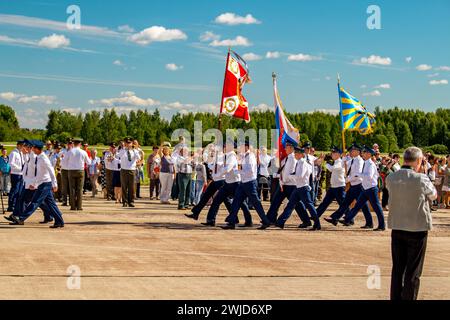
273,75,300,161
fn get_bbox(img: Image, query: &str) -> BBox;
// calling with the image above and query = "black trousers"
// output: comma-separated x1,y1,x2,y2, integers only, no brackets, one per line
391,230,428,300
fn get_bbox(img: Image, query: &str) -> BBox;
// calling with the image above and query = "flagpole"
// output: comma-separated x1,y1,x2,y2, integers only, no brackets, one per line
215,47,231,174
337,74,346,152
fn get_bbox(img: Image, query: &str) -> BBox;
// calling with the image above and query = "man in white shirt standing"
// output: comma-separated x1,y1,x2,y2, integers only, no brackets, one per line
7,140,25,212
341,146,386,231
66,138,91,211
325,143,373,228
104,143,117,201
118,137,141,207
222,141,271,230
59,139,73,206
276,147,321,231
258,147,272,201
316,146,346,218
8,141,64,228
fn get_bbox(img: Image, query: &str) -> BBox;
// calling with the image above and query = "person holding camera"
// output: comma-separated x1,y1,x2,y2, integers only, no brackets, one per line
386,147,437,300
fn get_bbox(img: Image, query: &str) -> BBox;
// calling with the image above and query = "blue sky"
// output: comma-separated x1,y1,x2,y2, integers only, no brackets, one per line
0,0,449,128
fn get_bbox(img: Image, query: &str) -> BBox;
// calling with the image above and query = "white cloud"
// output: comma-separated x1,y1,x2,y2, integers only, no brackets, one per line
429,79,448,86
287,53,321,62
117,25,135,33
210,36,251,47
113,60,124,66
128,26,187,45
375,83,391,89
199,31,220,42
427,73,440,78
325,76,332,81
0,91,56,104
405,57,412,63
242,53,262,61
214,13,261,25
358,55,392,66
416,64,433,71
37,33,70,49
165,63,183,71
360,85,367,89
89,91,159,107
251,103,271,112
436,66,450,71
363,90,382,97
266,51,280,59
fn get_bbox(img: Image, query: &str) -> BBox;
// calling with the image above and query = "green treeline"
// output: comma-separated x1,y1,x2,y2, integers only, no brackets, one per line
1,104,449,154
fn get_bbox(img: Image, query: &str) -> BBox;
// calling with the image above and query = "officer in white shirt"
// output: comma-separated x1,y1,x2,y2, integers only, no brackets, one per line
342,146,386,231
266,142,309,227
203,141,252,227
325,143,373,228
316,146,346,218
104,143,118,200
9,141,64,228
222,141,271,230
65,138,91,211
117,137,141,207
258,147,272,201
303,142,325,204
276,147,321,230
59,139,73,206
7,140,25,212
185,144,227,221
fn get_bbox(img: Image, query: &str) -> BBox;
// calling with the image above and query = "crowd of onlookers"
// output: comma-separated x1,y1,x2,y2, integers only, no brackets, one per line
1,140,449,210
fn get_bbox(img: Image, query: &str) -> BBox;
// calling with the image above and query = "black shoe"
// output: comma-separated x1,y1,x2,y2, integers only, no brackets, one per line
339,220,352,227
340,219,355,226
257,224,270,230
239,223,254,228
374,227,385,232
185,214,199,221
123,203,128,207
221,224,236,230
298,222,312,229
61,203,68,207
9,216,24,225
360,225,374,229
311,224,322,231
324,218,338,226
4,215,14,222
50,224,64,229
70,208,76,211
201,221,215,227
39,219,54,224
274,223,285,229
129,204,135,208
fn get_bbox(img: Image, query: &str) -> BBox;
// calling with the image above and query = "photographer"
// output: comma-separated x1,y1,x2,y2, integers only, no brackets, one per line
386,147,437,300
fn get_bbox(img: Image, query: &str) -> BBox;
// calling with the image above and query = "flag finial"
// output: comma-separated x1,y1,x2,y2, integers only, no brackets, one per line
272,72,277,80
337,73,341,83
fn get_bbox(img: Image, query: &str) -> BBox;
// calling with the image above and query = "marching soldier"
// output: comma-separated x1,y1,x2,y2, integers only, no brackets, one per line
8,141,64,228
341,146,386,231
118,137,141,207
316,146,346,217
276,147,321,230
66,138,91,211
202,140,252,227
222,140,271,230
7,140,25,212
266,142,309,228
324,143,373,228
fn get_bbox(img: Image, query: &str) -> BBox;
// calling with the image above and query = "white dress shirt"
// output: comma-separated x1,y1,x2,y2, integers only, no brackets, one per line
118,148,141,171
104,151,116,171
346,156,364,186
8,148,24,175
240,151,258,183
293,158,313,189
221,151,240,184
359,158,379,190
32,153,58,188
66,147,91,170
280,153,297,186
210,153,225,182
107,152,121,171
326,158,346,188
258,153,272,177
305,153,317,181
60,149,69,170
23,152,37,189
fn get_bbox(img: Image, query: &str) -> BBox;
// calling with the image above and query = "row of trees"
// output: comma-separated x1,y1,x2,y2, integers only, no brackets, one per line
0,105,44,142
1,104,449,154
